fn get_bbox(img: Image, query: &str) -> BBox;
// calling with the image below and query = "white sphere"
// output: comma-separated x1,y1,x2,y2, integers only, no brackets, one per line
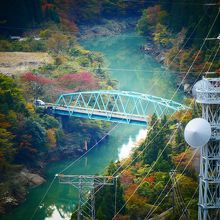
184,118,211,148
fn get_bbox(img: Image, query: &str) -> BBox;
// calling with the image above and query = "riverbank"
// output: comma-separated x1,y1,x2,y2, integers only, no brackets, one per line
78,17,138,40
78,17,192,95
1,17,125,215
140,41,193,94
0,167,46,214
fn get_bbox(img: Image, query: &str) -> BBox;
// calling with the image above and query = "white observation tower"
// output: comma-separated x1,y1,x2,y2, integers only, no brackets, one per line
186,77,220,220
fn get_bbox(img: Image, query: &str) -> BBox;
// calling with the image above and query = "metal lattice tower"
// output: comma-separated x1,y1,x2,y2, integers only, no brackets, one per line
169,169,190,219
56,174,115,220
194,77,220,220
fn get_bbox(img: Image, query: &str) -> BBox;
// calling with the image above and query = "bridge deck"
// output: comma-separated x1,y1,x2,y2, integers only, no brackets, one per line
52,106,148,126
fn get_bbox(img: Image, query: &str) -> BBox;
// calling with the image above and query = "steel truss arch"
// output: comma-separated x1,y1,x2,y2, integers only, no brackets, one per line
52,90,189,126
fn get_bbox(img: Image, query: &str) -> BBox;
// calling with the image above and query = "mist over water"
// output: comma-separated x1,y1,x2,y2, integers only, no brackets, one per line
2,32,182,220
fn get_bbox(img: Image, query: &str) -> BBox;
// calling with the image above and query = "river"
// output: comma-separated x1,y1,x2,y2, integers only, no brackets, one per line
2,32,182,220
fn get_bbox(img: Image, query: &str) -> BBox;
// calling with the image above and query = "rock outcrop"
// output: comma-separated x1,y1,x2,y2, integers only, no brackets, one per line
0,169,45,214
78,18,137,39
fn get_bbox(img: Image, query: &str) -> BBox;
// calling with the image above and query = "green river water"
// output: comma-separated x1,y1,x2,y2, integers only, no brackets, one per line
2,32,183,220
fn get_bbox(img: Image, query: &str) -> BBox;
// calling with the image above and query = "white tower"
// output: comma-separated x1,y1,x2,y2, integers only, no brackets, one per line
191,77,220,220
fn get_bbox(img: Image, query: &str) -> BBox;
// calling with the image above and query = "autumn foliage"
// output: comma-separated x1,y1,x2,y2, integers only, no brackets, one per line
47,128,57,148
57,72,98,91
120,170,135,185
172,150,196,171
21,71,99,100
22,72,54,85
143,176,155,184
42,1,54,12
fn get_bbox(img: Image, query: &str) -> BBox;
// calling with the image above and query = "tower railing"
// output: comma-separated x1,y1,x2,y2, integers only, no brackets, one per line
194,77,220,220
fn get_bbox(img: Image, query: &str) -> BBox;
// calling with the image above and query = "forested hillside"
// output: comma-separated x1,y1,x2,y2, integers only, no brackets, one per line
0,0,152,35
0,0,219,219
137,0,220,77
0,0,118,213
79,110,199,220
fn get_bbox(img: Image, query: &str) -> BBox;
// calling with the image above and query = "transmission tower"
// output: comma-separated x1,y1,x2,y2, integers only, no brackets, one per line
56,174,115,220
193,77,220,220
169,169,190,219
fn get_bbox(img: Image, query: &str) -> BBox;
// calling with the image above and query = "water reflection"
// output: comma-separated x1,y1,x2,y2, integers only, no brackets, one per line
118,128,147,160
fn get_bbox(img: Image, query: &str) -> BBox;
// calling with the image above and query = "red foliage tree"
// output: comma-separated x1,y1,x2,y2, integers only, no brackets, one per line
120,170,135,186
22,72,54,85
143,176,155,184
57,72,98,91
22,72,54,99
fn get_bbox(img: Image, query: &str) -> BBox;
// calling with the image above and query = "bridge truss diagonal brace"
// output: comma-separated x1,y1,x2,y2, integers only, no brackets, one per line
53,90,189,126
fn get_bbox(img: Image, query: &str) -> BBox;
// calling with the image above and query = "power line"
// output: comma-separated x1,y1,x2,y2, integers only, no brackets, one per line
40,15,217,220
112,8,220,218
113,128,178,217
83,14,215,187
117,2,218,187
64,8,218,220
29,123,118,220
107,12,210,178
142,43,219,218
147,13,205,92
178,186,199,220
145,43,219,217
59,123,119,174
174,179,189,218
112,9,215,179
205,43,220,76
48,20,211,211
25,6,219,220
56,174,116,220
143,45,218,219
145,149,199,219
29,176,56,220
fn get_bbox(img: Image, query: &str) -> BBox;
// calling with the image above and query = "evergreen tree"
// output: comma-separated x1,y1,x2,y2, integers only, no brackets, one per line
142,115,172,170
95,162,125,220
0,0,44,34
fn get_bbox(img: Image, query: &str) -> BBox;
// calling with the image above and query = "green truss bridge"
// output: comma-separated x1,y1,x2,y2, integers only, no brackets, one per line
48,90,189,126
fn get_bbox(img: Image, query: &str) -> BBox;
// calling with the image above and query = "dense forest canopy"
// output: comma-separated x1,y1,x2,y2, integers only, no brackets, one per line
159,0,220,46
0,0,153,35
1,0,219,49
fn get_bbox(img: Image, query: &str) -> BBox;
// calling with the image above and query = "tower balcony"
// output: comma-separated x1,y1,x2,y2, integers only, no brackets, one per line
194,77,220,104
